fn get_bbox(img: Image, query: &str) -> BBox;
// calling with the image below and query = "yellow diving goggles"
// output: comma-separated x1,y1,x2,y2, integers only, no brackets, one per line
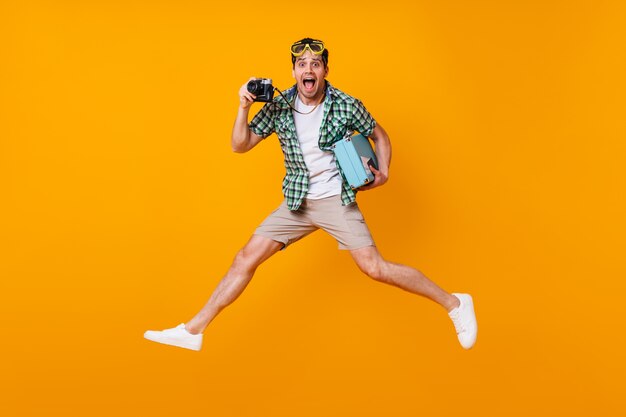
290,40,325,56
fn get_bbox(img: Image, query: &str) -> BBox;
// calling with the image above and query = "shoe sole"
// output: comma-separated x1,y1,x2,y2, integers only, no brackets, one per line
144,332,202,351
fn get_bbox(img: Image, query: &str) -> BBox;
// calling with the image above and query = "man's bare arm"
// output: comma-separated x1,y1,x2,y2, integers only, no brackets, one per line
231,78,265,153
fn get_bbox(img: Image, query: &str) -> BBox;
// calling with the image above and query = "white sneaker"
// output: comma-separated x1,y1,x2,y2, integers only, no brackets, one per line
448,293,478,349
144,323,203,351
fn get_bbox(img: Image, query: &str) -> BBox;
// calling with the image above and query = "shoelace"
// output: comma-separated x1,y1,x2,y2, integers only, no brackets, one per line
449,309,466,334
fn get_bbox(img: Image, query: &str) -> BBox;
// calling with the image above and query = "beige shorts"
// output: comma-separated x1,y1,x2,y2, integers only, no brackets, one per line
254,195,375,250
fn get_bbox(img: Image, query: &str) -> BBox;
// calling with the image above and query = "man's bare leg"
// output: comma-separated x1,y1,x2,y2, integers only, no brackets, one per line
184,235,283,334
349,245,459,311
350,245,478,348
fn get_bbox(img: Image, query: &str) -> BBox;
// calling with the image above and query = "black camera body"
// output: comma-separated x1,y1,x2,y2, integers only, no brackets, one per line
247,78,274,102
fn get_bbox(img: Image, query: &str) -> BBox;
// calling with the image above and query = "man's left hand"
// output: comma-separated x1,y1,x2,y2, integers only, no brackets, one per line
359,166,388,191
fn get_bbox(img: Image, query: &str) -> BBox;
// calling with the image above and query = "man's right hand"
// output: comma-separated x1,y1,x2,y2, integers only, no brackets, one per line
239,77,257,110
232,77,264,153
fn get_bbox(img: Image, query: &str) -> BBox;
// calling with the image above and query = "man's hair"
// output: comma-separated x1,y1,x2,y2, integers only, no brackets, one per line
291,37,329,68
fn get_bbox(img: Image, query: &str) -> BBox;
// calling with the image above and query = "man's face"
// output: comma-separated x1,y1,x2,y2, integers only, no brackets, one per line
292,50,329,101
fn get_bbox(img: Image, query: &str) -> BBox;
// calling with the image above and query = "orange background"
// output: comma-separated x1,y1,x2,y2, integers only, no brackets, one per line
2,1,625,416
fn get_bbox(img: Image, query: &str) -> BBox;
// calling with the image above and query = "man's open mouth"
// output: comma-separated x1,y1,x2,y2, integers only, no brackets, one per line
303,77,316,90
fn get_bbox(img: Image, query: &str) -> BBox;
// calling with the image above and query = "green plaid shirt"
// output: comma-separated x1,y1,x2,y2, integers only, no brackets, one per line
249,81,376,211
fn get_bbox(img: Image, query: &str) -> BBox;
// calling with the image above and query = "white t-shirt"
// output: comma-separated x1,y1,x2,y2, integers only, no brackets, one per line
293,95,343,199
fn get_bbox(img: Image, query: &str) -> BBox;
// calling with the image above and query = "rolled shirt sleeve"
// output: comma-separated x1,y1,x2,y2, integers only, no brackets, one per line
350,99,377,138
249,102,276,139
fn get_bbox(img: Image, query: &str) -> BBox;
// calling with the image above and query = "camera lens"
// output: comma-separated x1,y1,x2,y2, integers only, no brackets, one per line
247,81,258,94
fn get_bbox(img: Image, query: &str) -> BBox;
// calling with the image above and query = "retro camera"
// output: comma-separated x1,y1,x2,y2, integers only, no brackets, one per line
247,78,274,102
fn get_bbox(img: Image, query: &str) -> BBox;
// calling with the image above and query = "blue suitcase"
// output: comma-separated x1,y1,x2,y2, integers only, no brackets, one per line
331,134,378,189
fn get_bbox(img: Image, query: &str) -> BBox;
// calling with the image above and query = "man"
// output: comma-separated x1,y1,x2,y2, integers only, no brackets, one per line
144,38,477,351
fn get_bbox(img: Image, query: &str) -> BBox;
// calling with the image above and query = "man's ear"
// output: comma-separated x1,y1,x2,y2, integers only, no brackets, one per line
292,68,295,79
325,65,329,77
